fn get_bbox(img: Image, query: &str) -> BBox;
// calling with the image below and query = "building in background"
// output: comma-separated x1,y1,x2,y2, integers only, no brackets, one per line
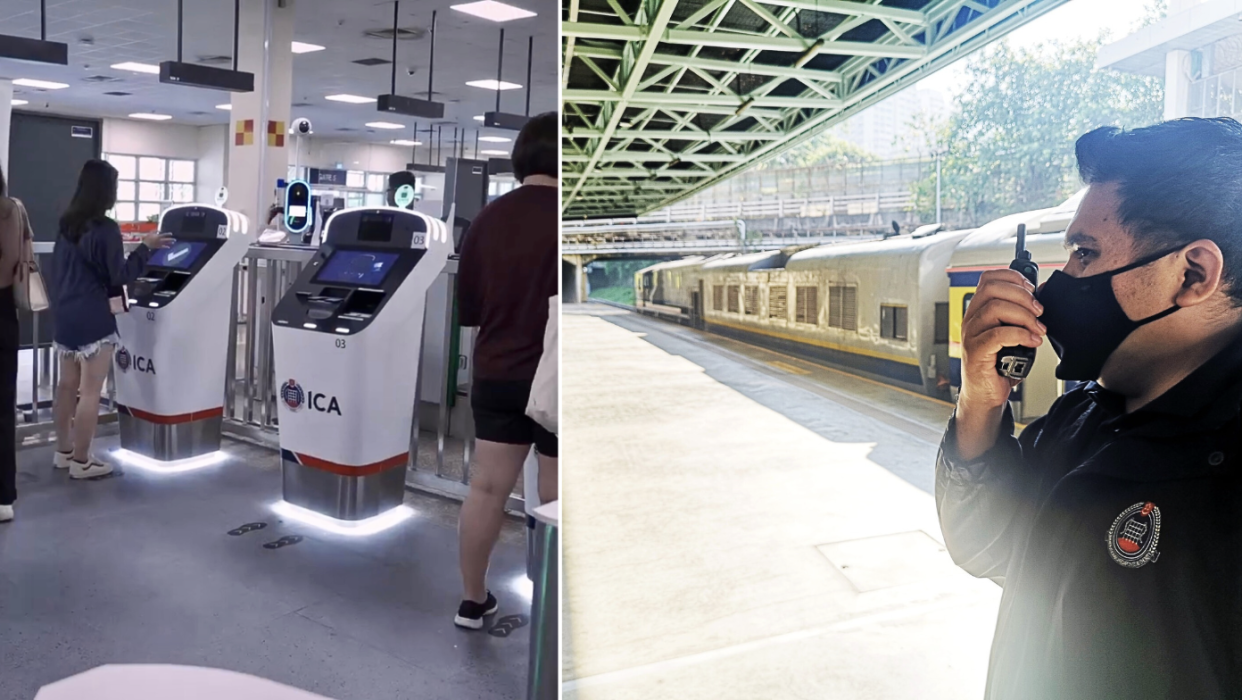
1098,0,1238,120
828,88,948,159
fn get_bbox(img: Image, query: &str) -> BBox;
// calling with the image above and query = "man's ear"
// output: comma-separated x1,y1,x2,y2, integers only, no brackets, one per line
1175,239,1226,307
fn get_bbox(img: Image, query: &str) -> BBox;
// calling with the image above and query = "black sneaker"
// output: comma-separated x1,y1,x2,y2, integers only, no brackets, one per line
454,591,499,630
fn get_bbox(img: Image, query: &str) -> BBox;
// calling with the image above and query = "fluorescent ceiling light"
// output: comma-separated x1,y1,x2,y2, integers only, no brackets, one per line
13,78,68,90
366,121,405,129
390,139,423,146
473,115,485,122
112,448,228,474
478,136,511,143
111,61,160,74
466,79,522,90
291,41,326,54
215,103,232,111
480,149,509,156
11,99,28,106
271,500,414,536
325,94,377,104
129,113,173,121
451,0,537,22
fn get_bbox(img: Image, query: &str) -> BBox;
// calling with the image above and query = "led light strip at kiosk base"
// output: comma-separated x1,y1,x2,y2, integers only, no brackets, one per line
114,205,253,467
271,207,450,523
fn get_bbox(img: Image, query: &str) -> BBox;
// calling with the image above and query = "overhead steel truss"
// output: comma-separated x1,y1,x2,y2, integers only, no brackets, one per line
561,0,1070,218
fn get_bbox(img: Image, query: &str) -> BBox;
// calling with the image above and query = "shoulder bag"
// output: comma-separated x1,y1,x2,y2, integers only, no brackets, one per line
525,295,559,435
10,199,49,313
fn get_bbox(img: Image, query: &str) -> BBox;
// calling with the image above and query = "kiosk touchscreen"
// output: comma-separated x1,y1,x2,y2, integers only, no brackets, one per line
114,205,254,464
271,207,450,522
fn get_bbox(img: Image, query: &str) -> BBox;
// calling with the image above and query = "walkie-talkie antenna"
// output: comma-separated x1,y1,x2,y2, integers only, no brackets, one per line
1015,223,1029,260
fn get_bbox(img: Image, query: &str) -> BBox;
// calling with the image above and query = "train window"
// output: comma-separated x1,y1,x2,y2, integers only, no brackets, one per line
727,285,741,313
934,303,950,344
829,285,858,331
744,287,759,315
880,305,908,341
713,285,724,311
795,286,818,324
769,286,788,320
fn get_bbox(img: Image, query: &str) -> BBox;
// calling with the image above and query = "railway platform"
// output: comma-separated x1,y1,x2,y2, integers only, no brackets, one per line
562,303,1002,700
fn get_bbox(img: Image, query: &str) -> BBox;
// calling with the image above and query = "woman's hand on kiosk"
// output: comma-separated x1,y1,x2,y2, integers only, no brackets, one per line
142,233,175,250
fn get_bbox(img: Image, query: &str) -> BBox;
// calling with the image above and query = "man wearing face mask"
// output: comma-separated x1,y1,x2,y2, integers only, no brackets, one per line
938,117,1242,700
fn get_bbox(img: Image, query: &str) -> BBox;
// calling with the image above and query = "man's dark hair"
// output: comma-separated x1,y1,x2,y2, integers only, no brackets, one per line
511,111,558,182
0,160,6,198
1076,117,1242,305
60,159,119,243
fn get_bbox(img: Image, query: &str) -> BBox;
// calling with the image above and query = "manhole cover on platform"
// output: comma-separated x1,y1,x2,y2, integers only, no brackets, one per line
817,531,962,592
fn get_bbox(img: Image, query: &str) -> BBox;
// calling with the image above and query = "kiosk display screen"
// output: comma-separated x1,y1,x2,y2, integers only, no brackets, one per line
148,241,208,270
358,212,394,243
313,250,400,287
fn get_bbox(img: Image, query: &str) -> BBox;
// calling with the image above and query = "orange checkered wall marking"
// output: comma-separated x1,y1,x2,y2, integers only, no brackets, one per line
234,119,254,146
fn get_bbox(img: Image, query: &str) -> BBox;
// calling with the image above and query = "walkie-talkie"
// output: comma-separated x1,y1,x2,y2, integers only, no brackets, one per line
996,223,1039,379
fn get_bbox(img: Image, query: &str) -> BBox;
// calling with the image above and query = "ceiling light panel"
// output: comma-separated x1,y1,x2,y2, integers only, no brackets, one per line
366,122,405,129
466,79,522,90
451,0,537,22
325,94,377,104
13,78,68,89
129,113,172,121
11,99,28,106
291,42,325,54
478,136,512,142
480,149,509,155
111,62,160,74
390,140,423,146
215,104,232,110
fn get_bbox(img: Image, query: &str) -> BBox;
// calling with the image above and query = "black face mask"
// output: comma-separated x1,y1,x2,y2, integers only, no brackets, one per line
1037,246,1185,381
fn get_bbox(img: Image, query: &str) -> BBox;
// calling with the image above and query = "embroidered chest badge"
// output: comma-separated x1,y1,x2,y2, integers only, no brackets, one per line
1107,501,1162,568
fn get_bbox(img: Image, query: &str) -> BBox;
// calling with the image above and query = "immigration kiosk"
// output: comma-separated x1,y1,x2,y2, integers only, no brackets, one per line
271,207,450,521
114,205,253,462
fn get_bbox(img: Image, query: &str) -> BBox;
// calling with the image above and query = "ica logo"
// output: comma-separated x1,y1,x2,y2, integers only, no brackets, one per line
115,347,155,374
281,379,341,415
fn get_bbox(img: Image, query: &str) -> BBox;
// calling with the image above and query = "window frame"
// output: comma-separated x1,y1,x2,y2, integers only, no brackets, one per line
103,153,197,224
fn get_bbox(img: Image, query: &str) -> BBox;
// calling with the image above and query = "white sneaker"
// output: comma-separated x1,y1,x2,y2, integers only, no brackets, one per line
69,459,113,480
0,504,12,522
53,451,73,470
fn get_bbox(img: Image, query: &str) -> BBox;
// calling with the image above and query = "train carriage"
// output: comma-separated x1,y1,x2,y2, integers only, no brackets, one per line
698,232,969,397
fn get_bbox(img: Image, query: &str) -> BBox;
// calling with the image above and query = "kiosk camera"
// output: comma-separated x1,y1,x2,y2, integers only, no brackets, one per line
115,205,254,462
271,207,450,521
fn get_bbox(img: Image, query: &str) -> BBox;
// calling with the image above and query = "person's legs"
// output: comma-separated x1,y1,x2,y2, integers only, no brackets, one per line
54,353,82,456
71,346,113,463
459,439,529,603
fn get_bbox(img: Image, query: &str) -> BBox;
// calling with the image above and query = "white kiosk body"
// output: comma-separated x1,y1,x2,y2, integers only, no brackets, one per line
271,207,450,521
114,205,253,461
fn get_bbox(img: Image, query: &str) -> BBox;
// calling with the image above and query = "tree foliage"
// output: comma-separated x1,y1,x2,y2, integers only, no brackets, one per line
912,38,1164,226
759,134,879,169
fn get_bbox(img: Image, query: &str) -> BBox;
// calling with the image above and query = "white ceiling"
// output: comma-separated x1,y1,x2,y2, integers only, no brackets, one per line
0,0,557,149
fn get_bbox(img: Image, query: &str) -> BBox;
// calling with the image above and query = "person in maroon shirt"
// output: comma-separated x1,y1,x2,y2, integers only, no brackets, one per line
453,111,558,629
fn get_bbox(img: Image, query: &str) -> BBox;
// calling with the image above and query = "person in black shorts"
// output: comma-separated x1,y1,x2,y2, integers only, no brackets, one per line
453,112,558,629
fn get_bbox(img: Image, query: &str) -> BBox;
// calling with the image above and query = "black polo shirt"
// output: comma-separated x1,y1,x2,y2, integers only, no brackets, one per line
936,335,1242,700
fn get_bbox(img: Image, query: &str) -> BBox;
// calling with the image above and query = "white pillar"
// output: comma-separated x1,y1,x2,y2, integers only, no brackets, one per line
226,0,295,227
1165,50,1191,120
0,80,12,183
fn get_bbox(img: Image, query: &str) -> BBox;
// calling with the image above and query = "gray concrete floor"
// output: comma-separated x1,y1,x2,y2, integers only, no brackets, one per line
562,304,1001,700
0,436,529,700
